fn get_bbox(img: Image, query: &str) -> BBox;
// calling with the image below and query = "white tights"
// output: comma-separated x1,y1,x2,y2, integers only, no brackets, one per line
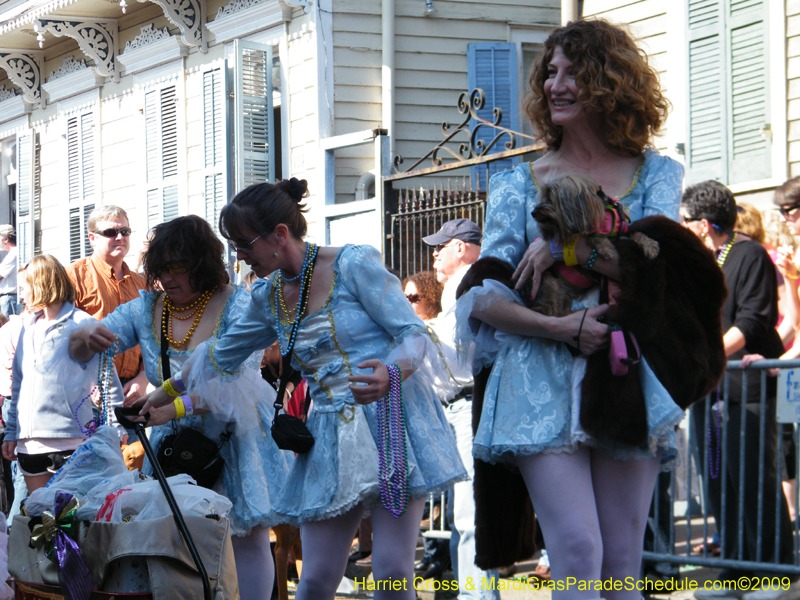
516,447,661,600
295,498,426,600
231,526,275,600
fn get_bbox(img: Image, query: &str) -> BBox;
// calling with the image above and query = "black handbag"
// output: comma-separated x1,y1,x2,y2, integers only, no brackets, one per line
271,271,315,454
157,307,230,489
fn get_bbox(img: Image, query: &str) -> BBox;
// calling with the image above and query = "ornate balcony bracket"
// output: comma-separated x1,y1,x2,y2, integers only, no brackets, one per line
136,0,207,52
0,49,43,106
393,88,536,173
35,17,119,82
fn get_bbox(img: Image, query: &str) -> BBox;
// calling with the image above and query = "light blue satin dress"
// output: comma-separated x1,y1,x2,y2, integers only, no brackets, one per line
103,287,290,535
456,148,686,469
200,244,467,526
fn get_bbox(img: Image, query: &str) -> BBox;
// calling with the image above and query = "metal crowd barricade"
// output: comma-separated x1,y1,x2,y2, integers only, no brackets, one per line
423,491,451,540
642,359,800,575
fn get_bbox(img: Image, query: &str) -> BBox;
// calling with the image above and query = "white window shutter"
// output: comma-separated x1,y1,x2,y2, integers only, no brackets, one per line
66,111,96,261
203,66,228,234
233,40,274,194
685,0,770,186
687,0,726,184
16,132,34,267
145,84,180,227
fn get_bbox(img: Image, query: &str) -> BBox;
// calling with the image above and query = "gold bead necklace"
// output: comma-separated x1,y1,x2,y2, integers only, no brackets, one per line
162,288,215,348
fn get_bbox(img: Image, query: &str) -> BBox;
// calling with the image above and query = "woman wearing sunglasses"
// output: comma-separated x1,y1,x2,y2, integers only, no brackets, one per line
402,271,442,322
132,178,465,600
69,215,289,600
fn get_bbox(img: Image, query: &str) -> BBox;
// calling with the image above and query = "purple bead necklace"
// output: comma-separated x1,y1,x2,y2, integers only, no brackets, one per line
707,390,722,479
74,338,118,436
376,363,409,518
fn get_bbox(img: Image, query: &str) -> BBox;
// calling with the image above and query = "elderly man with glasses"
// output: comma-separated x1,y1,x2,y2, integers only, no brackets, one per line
420,218,502,599
66,206,147,409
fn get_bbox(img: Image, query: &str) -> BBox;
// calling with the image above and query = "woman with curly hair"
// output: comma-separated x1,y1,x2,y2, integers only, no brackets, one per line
456,18,685,600
402,271,442,322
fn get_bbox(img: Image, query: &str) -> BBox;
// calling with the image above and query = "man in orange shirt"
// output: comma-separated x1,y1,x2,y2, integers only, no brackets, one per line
67,206,148,402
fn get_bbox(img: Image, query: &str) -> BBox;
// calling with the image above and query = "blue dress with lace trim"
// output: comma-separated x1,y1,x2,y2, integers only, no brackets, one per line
102,287,290,536
455,148,686,469
199,244,466,526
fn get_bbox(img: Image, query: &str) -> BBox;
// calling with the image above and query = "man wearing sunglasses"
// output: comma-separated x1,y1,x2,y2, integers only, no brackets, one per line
421,219,500,599
67,206,147,409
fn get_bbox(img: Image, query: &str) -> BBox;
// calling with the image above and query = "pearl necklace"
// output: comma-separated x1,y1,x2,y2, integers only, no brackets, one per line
162,288,215,348
273,243,318,355
716,232,737,267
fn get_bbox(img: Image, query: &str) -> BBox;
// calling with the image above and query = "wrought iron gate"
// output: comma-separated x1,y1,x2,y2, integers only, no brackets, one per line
382,88,543,278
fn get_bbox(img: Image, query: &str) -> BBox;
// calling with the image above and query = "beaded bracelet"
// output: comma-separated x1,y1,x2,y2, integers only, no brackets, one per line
163,378,180,397
173,397,186,419
180,394,193,417
376,363,409,518
564,237,579,267
583,247,599,269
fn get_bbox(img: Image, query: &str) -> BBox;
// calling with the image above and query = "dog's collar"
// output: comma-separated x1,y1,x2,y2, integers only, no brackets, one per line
593,198,631,238
553,261,596,290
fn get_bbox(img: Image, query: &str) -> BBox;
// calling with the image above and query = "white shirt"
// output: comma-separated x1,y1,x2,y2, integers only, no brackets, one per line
428,264,474,392
0,246,17,295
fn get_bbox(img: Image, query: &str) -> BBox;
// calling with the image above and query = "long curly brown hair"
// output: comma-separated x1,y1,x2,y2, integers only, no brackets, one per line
402,271,443,320
524,18,669,157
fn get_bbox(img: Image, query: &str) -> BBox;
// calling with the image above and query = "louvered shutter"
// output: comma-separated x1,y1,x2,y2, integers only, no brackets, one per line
467,43,519,190
145,84,180,227
728,0,770,184
686,0,770,185
16,132,34,267
233,40,274,193
66,111,95,261
203,66,228,234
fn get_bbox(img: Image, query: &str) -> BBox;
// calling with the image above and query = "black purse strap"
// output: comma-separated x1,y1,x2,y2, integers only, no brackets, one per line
273,258,314,417
160,298,171,382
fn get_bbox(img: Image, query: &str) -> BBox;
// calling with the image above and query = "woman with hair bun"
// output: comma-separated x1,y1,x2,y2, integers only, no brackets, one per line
136,178,466,600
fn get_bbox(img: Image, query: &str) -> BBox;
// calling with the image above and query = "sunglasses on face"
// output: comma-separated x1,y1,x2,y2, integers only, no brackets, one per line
161,262,187,275
406,293,421,303
227,233,265,254
433,241,459,253
94,227,132,238
780,204,800,219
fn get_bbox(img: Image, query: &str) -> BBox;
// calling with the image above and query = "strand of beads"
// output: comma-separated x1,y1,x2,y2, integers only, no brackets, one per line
716,232,737,267
75,337,119,436
162,288,215,348
273,243,318,354
376,363,409,518
277,242,315,325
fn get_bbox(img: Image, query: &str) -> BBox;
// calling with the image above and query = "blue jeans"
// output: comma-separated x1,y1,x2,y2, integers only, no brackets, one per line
0,294,18,318
446,398,500,599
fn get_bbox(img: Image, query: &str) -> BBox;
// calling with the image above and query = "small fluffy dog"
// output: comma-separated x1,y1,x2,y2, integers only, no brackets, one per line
529,174,659,316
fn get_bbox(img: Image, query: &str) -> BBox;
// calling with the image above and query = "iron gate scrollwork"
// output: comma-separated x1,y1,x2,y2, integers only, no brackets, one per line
383,88,543,278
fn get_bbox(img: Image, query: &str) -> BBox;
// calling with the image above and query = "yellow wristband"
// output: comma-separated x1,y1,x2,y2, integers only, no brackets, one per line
163,378,180,397
173,397,186,419
564,237,579,267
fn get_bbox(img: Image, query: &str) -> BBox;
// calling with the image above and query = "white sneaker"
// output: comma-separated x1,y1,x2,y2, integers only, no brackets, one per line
742,581,800,600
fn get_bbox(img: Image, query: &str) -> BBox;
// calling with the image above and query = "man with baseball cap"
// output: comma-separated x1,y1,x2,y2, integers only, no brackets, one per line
0,225,18,317
421,218,500,599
